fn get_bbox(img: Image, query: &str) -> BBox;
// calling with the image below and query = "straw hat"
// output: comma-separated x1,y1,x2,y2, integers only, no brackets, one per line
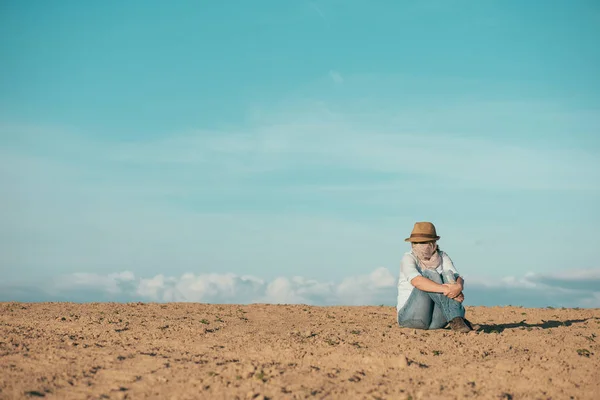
404,222,440,243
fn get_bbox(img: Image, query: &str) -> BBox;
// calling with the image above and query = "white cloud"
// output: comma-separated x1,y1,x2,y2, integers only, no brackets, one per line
52,271,135,295
469,269,600,290
534,269,600,281
135,272,267,303
32,268,395,306
4,267,595,308
136,274,169,300
329,70,344,85
336,267,397,305
464,268,600,307
265,277,306,304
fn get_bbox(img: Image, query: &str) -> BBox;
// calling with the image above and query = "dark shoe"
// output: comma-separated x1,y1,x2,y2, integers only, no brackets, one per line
463,318,480,331
449,317,472,333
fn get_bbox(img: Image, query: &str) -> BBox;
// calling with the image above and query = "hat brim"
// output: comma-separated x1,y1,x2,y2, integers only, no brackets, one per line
405,236,440,243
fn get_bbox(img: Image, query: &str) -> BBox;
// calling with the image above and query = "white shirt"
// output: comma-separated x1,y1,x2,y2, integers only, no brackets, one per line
396,250,460,312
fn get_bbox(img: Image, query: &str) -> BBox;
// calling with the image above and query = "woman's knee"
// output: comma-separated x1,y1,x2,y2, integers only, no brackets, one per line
441,271,459,284
421,269,443,283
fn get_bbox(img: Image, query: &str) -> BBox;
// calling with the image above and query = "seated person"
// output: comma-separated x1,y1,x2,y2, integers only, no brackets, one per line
397,222,472,332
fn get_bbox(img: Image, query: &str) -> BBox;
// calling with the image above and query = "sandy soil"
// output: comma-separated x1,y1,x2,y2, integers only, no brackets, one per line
1,303,599,400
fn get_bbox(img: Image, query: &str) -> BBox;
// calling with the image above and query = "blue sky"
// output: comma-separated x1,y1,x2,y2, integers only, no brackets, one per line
1,1,599,307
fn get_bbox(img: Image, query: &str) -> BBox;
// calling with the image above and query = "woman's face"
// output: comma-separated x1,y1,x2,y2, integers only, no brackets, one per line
412,241,437,258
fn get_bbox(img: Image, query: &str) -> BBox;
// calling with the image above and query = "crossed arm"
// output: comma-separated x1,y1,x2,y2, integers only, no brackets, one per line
410,275,465,302
401,253,466,302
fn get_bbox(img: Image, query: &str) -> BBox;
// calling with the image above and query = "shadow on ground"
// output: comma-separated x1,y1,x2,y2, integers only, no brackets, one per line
476,318,595,333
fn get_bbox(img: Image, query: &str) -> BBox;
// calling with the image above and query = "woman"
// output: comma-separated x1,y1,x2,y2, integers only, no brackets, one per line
396,222,472,332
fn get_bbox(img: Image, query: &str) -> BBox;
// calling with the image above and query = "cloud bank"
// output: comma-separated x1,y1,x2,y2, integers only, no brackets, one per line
2,268,599,308
1,106,599,304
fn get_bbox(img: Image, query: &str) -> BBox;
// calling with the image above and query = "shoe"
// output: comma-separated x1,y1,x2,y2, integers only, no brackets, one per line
463,318,480,331
449,317,472,333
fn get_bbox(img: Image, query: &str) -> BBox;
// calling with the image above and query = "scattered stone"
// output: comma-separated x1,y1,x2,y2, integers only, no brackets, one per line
397,355,409,368
244,365,256,378
24,391,45,398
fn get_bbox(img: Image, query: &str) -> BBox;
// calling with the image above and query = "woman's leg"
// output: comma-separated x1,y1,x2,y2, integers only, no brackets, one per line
397,288,435,330
428,271,463,329
429,303,448,330
420,269,466,328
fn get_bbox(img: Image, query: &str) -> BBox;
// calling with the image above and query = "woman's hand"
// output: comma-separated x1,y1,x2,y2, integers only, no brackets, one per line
443,283,463,299
455,293,464,303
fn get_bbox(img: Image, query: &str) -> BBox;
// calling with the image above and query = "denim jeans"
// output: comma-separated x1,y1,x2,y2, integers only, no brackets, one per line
397,269,465,330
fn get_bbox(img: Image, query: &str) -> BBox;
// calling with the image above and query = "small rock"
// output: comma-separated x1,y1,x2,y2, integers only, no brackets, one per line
113,393,127,400
24,391,45,398
397,354,409,368
501,344,512,352
244,365,256,378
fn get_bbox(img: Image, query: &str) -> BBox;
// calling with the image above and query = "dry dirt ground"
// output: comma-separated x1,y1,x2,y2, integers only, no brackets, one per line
1,303,599,400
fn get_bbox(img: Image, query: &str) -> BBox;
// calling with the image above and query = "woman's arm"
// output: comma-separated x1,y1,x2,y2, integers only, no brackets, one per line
411,276,451,295
401,253,451,295
445,279,463,298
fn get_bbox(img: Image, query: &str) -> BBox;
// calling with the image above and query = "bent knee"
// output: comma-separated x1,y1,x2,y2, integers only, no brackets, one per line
421,270,443,283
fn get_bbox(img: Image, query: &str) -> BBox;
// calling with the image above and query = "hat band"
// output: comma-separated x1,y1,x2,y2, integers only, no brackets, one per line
409,233,438,239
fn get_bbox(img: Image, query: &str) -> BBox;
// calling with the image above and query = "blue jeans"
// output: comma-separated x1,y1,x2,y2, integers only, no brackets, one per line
397,269,465,330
